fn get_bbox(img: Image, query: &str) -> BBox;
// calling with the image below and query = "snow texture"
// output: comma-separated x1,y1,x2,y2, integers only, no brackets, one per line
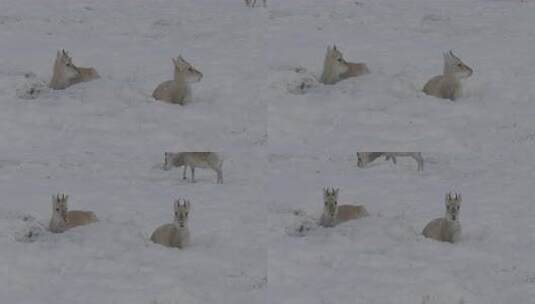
1,0,535,303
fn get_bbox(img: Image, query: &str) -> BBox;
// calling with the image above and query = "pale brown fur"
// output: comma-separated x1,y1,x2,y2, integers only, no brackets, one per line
320,45,369,85
49,50,99,90
163,152,223,184
152,56,202,105
422,192,462,243
423,50,472,101
320,187,369,227
150,199,191,249
49,194,98,233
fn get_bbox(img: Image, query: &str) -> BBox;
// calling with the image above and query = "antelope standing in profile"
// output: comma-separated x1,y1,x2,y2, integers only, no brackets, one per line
49,50,99,90
356,152,424,172
163,152,223,184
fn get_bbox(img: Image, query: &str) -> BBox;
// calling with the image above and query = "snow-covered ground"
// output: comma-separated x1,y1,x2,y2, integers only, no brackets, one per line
1,0,535,303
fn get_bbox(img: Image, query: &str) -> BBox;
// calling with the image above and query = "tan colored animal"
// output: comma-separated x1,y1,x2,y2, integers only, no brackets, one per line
152,56,203,105
423,50,473,101
49,50,100,90
422,192,462,243
356,152,424,172
150,199,191,249
48,193,98,233
163,152,223,184
319,187,369,227
319,45,369,85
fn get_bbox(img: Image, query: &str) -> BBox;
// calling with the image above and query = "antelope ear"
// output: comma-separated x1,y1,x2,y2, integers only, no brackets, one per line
333,44,337,51
174,199,181,209
184,200,190,209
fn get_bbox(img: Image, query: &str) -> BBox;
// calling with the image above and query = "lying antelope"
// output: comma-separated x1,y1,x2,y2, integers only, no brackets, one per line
49,50,99,90
422,192,462,243
151,199,191,249
423,50,473,101
152,55,203,105
319,187,369,227
163,152,223,184
319,45,369,85
356,152,424,172
49,193,98,233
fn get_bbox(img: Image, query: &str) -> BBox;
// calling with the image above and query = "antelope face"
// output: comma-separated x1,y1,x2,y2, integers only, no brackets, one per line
174,199,190,228
57,50,81,80
327,45,349,74
174,56,203,83
52,193,69,221
444,51,473,79
445,192,462,221
322,187,339,225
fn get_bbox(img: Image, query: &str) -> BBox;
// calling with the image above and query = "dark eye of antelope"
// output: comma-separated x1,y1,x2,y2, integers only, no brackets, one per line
56,208,60,212
337,58,343,63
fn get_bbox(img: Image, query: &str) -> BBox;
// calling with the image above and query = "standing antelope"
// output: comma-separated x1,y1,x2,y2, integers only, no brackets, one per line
423,50,473,101
422,192,462,243
49,50,100,90
356,152,424,172
151,199,191,249
152,55,203,105
319,45,369,85
48,193,98,233
163,152,224,184
319,187,369,227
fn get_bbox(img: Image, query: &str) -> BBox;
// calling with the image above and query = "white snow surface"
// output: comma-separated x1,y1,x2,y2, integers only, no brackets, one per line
0,0,535,303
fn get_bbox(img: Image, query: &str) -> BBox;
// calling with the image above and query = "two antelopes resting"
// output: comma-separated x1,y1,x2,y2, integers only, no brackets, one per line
318,188,462,244
48,50,203,106
318,45,472,101
48,193,192,249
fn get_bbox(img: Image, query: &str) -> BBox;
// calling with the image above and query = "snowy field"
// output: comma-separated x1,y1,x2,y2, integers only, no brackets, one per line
0,0,535,303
